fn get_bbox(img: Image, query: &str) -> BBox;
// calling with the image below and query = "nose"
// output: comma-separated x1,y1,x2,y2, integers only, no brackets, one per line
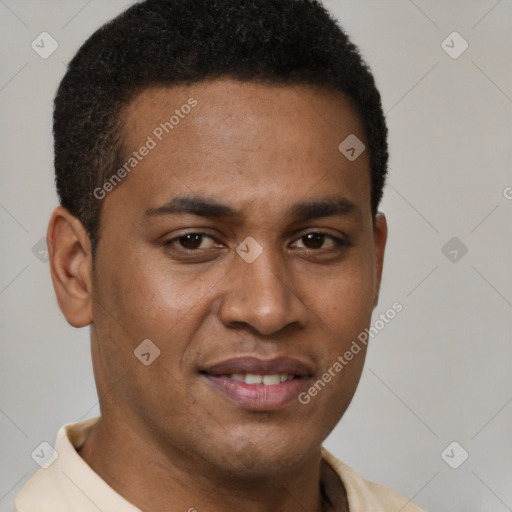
218,249,309,336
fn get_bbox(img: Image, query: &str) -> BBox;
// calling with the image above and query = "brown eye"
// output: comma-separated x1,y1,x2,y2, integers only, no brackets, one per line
165,232,222,252
290,231,348,251
302,233,325,249
177,233,205,249
163,232,226,261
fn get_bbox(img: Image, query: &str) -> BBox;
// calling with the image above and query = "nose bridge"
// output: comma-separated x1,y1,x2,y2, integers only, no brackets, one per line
218,246,308,335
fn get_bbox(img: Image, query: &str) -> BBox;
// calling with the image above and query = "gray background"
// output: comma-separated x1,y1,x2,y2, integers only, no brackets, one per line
1,1,511,510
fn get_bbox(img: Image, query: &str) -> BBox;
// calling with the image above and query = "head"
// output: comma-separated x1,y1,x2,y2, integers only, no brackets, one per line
48,0,388,478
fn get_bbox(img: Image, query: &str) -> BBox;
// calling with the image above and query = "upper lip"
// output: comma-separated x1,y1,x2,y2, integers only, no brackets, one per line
202,356,313,377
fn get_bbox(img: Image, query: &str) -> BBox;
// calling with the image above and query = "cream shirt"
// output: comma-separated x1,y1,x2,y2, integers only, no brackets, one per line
15,417,424,512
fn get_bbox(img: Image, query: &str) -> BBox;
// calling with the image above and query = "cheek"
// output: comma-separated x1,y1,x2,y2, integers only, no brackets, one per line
300,253,374,409
306,256,376,334
100,253,214,340
315,277,371,391
297,345,367,445
91,261,195,417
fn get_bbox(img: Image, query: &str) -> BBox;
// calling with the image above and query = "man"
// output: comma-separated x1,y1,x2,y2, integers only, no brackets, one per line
15,0,424,510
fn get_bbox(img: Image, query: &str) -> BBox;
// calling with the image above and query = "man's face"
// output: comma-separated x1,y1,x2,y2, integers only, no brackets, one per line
90,79,386,475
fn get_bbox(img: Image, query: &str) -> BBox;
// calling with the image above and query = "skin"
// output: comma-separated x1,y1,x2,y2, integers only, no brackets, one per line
47,79,387,512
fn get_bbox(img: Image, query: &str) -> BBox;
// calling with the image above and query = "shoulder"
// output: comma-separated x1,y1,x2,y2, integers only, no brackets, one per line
321,447,425,512
14,463,64,512
14,418,100,512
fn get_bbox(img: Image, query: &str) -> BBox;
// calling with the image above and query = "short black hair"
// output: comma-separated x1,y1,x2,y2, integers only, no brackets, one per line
54,0,388,255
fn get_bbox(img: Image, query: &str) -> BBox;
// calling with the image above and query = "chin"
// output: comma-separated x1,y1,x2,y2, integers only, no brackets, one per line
200,428,318,477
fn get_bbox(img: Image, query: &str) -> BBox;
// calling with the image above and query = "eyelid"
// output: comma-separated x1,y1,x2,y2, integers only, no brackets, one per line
164,230,224,249
289,229,350,248
162,228,350,251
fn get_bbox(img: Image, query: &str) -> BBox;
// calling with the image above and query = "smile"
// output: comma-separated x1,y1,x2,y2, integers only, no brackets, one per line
201,357,313,411
225,373,296,385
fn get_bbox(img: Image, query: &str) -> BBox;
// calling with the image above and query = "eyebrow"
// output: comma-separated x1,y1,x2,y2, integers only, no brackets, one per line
143,195,359,222
290,197,358,222
144,196,237,219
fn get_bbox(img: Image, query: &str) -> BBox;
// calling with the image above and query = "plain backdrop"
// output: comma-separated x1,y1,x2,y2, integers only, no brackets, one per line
1,1,511,511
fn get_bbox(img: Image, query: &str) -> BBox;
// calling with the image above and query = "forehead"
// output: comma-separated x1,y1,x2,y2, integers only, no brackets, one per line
122,79,365,146
107,79,371,221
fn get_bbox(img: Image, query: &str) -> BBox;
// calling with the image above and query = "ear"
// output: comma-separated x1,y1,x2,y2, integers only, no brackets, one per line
47,206,94,327
372,212,388,308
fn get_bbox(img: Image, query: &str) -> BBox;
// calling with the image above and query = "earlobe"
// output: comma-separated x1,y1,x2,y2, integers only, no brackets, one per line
47,206,94,328
373,212,388,308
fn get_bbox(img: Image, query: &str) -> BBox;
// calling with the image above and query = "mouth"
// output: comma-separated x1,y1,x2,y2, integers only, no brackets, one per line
201,357,313,411
217,373,297,385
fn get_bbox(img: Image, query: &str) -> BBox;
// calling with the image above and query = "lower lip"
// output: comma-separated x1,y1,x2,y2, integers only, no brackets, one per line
204,375,309,411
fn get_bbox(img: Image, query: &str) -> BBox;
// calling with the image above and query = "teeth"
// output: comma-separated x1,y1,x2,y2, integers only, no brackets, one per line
262,374,281,385
227,373,295,385
245,374,263,385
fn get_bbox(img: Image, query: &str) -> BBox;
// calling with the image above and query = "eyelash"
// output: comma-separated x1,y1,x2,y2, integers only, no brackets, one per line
290,232,349,250
164,231,350,252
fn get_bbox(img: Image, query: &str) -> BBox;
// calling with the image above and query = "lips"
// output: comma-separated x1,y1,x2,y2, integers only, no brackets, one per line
203,356,313,378
201,356,313,411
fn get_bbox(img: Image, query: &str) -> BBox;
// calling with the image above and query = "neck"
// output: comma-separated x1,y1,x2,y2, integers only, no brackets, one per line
78,412,347,512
